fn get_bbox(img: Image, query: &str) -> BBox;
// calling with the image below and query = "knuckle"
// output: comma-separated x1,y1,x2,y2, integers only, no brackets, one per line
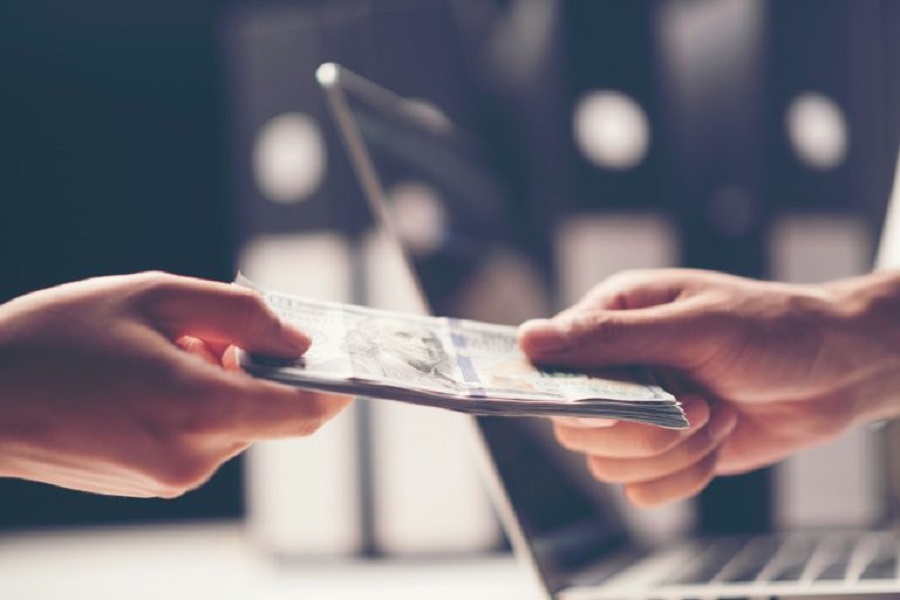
130,271,187,315
681,431,717,464
634,430,680,457
603,269,647,291
677,455,718,498
632,453,718,507
137,271,182,298
135,270,172,285
152,453,217,498
232,286,267,312
231,289,272,334
570,313,620,344
232,286,268,313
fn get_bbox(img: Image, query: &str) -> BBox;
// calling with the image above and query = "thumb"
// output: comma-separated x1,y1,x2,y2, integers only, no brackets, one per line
519,298,716,369
136,275,310,357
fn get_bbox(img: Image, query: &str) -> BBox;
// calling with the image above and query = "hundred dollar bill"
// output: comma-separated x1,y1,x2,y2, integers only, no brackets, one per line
236,278,687,429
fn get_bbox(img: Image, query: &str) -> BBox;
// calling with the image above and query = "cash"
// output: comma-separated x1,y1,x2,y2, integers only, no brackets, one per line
236,279,687,429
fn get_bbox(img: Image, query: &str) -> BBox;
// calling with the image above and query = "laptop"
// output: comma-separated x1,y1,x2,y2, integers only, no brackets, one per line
317,61,900,600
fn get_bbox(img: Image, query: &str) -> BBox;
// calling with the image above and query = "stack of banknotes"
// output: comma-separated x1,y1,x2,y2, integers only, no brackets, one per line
237,281,688,429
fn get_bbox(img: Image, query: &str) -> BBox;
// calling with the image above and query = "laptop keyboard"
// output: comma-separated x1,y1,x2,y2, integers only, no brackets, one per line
663,530,900,587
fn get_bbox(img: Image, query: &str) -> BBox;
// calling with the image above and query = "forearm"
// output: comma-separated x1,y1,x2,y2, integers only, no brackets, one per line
0,314,33,482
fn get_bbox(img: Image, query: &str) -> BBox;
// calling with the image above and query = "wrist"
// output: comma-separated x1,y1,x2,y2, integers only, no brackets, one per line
825,270,900,424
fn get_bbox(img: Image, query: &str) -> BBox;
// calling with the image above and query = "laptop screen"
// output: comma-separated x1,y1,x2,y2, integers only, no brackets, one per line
319,63,631,593
875,147,900,269
319,63,526,319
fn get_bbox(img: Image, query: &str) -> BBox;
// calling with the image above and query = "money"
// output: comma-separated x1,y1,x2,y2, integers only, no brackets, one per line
236,278,688,429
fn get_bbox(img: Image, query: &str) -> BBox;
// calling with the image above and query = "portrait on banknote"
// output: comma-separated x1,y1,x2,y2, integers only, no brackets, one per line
344,315,461,393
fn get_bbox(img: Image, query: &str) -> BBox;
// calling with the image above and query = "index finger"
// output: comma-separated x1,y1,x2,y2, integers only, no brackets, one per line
561,269,686,316
553,396,711,458
207,369,354,440
239,380,354,439
552,417,618,428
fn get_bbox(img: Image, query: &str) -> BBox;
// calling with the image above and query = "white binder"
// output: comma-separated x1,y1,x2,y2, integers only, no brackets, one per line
240,233,362,557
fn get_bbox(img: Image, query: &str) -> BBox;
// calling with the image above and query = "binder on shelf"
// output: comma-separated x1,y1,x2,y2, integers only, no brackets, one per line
240,233,363,557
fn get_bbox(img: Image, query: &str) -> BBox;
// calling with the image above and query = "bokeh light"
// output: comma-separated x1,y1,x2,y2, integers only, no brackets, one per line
785,92,848,171
573,90,650,170
253,112,326,204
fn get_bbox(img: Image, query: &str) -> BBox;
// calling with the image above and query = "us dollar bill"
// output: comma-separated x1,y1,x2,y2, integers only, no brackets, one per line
236,277,687,429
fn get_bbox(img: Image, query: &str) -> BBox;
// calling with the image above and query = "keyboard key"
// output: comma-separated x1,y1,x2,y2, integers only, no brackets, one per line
720,536,784,583
767,537,817,583
858,535,898,581
663,538,746,585
859,556,897,581
815,560,850,582
813,535,856,582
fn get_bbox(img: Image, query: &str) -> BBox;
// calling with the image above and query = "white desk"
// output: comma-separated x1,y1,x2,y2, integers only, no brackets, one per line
0,522,539,600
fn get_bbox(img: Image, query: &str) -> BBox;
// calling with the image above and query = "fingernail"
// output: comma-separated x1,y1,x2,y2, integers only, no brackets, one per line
519,319,571,353
708,408,737,443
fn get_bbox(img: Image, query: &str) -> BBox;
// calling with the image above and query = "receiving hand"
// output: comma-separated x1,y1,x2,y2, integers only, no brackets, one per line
519,268,900,506
0,272,351,498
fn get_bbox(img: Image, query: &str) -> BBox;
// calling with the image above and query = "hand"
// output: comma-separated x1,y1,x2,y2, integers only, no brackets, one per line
519,268,900,506
0,272,352,498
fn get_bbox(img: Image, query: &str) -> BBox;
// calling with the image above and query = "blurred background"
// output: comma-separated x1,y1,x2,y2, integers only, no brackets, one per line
1,0,899,571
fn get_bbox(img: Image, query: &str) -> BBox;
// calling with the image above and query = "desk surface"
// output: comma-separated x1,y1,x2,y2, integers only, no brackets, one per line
0,522,540,600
